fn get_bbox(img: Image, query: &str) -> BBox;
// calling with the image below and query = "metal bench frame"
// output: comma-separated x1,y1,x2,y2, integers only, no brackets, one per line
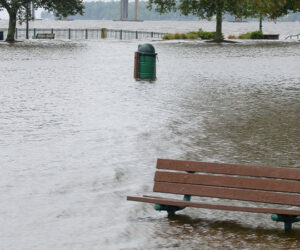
127,159,300,232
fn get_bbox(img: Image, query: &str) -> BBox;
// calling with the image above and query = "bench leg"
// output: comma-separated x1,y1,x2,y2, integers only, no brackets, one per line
284,222,292,233
271,214,300,233
155,195,192,216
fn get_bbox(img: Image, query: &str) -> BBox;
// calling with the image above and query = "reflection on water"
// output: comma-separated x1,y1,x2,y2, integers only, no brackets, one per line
149,214,300,249
0,38,299,249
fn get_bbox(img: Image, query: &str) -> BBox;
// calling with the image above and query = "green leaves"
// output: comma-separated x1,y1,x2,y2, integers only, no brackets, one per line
147,0,177,13
148,0,245,18
0,0,84,41
0,0,84,16
35,0,84,18
147,0,246,40
147,0,299,20
245,0,299,19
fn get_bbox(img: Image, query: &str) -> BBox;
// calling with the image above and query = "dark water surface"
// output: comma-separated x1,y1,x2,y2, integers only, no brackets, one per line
0,39,299,249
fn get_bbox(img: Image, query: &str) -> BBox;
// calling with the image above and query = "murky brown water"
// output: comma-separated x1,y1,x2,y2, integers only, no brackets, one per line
0,21,299,249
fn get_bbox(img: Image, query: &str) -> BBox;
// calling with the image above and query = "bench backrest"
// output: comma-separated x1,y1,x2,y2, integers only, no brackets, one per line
36,33,55,39
154,159,300,206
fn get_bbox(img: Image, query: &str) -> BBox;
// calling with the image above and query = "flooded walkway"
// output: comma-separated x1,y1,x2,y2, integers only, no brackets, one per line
0,36,299,249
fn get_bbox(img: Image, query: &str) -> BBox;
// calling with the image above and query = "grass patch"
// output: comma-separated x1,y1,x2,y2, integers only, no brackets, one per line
162,33,175,40
228,34,237,39
163,30,265,41
198,29,219,40
186,32,198,39
163,32,197,40
180,33,188,39
238,31,264,39
174,33,181,39
162,29,222,40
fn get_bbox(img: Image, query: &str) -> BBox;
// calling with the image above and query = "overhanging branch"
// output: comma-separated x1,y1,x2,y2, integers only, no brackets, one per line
0,0,11,12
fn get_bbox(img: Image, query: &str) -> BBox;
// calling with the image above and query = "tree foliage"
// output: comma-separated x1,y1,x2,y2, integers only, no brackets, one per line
245,0,299,19
148,0,249,41
40,0,300,21
0,0,84,18
241,0,300,31
148,0,247,18
147,0,300,40
0,0,84,41
42,1,202,21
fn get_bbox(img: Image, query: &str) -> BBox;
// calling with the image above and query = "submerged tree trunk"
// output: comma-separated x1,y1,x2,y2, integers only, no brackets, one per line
215,2,223,41
7,12,17,42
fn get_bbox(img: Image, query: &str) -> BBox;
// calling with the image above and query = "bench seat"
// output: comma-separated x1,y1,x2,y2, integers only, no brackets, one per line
127,159,300,232
128,195,300,216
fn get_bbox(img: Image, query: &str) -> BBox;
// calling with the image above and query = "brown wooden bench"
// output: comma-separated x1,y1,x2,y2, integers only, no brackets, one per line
35,33,55,39
127,159,300,232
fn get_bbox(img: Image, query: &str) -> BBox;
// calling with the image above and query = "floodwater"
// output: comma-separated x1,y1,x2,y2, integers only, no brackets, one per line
1,19,300,38
0,21,300,249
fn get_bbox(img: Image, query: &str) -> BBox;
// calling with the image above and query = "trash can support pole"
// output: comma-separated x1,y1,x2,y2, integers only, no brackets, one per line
134,52,139,79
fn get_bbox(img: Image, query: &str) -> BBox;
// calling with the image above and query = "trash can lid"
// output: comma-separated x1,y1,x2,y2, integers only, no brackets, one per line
138,43,156,55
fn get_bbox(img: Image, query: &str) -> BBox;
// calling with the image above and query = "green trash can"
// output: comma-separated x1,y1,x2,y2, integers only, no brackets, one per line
0,31,4,41
134,43,157,80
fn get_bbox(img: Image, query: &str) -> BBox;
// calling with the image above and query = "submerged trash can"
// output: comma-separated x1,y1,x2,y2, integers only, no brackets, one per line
134,43,157,80
0,31,4,41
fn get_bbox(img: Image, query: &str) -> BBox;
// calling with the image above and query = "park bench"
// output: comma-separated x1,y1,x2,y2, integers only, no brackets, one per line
127,159,300,232
34,33,55,39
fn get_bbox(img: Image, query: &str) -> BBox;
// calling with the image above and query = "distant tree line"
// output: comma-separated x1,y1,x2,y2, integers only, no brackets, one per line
41,1,199,20
41,0,300,21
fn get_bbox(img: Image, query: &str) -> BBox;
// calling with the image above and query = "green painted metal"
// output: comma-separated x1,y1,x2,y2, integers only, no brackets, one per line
138,55,156,79
154,195,192,216
137,44,157,80
285,222,292,233
138,43,156,55
0,31,3,41
183,195,191,201
271,214,300,232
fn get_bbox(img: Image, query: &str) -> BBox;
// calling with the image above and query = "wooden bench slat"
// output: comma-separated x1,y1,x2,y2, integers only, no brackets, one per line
128,159,300,231
155,171,300,193
127,196,300,216
157,159,300,180
154,182,300,206
35,33,55,39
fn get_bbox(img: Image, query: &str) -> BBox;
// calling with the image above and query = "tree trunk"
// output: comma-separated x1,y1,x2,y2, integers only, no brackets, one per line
215,2,223,41
259,15,263,32
6,12,17,42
